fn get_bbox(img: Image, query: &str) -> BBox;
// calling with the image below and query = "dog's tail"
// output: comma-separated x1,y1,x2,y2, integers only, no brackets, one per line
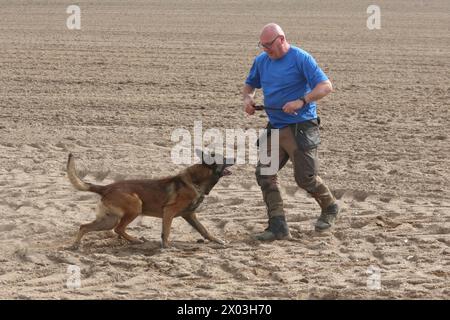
67,153,104,194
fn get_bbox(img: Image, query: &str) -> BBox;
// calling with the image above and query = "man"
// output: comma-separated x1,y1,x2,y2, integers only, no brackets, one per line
243,23,339,241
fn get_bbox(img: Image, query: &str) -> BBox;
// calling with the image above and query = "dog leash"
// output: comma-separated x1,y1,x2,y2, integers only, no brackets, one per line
254,105,280,111
254,105,298,116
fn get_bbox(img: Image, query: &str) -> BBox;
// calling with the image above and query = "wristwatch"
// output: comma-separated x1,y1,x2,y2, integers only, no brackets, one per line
299,97,307,107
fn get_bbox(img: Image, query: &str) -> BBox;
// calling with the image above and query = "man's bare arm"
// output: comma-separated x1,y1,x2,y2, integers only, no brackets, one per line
304,79,333,104
243,84,257,115
282,80,333,114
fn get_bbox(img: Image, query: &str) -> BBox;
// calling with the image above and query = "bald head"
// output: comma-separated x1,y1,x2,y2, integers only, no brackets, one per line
260,23,285,39
258,23,290,59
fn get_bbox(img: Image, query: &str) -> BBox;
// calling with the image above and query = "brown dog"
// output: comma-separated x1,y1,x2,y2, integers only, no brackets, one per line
67,150,233,249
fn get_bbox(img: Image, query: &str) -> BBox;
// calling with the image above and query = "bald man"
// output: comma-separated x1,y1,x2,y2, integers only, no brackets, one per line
243,23,339,241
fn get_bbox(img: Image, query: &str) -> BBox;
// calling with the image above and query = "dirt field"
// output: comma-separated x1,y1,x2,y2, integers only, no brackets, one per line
0,0,449,299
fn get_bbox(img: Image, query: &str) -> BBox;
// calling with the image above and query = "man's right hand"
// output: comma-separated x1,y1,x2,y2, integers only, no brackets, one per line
244,96,256,115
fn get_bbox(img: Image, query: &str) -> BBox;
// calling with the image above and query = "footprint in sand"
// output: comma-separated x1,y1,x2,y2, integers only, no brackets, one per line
240,182,255,190
427,225,450,235
350,218,372,229
27,222,49,234
76,194,95,201
55,142,69,151
225,198,245,206
432,135,447,141
3,200,22,210
0,224,16,232
28,143,45,150
206,196,220,204
365,163,383,171
379,196,393,203
375,216,402,228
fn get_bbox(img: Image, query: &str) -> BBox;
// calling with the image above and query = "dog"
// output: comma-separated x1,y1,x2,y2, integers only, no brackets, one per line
67,149,233,249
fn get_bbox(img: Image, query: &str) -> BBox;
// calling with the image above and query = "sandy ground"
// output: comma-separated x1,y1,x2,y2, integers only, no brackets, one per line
0,0,449,299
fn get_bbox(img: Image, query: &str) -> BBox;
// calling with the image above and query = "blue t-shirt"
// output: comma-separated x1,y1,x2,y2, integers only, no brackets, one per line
245,45,328,128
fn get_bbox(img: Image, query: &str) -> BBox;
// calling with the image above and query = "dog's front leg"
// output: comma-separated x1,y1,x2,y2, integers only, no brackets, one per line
161,207,177,248
183,212,225,245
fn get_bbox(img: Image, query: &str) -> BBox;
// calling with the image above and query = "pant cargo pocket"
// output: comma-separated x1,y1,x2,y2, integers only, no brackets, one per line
290,119,321,150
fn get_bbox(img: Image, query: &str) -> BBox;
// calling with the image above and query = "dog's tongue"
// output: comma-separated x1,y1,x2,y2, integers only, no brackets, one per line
222,168,232,176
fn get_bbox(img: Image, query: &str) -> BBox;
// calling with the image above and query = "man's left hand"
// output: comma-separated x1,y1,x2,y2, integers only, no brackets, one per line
282,99,304,115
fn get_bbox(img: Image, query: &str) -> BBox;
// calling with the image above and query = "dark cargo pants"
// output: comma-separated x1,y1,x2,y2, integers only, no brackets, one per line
255,120,336,218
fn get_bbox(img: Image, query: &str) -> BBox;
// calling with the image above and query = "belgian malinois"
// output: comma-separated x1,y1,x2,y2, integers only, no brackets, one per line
67,149,233,249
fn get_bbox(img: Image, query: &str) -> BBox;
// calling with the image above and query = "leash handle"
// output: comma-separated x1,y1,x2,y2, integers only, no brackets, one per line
254,105,280,111
254,104,298,116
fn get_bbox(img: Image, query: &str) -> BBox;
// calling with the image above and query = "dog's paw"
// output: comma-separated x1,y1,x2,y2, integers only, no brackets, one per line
160,242,170,249
212,238,226,246
129,238,145,245
118,234,145,245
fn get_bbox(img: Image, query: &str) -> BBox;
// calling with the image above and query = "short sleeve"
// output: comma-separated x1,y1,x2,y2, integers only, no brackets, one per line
245,59,261,89
301,53,328,89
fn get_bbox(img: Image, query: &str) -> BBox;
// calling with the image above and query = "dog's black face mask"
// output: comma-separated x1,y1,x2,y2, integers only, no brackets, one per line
212,162,233,177
195,149,234,195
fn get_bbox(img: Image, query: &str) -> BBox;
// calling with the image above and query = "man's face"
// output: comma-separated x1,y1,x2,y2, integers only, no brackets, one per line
259,33,284,59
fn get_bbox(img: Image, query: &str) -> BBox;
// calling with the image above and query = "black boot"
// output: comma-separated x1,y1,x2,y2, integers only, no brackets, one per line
255,216,291,241
315,203,340,231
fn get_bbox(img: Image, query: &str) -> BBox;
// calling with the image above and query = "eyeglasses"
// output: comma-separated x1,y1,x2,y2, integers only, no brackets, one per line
257,35,282,49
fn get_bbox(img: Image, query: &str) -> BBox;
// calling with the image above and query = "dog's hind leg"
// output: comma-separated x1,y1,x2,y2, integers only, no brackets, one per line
71,205,120,249
113,193,143,244
183,212,225,245
114,213,143,244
